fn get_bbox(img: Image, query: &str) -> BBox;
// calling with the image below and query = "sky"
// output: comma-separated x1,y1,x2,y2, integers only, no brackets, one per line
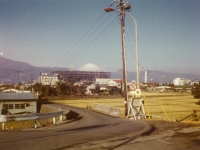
0,0,200,75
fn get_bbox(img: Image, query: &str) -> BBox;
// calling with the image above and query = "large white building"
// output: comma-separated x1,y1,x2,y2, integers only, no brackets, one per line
173,78,191,86
39,73,59,85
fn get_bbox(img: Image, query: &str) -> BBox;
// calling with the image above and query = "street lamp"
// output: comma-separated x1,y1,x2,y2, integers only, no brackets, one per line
104,7,140,89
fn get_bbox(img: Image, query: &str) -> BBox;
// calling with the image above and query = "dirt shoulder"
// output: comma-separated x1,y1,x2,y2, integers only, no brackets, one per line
142,119,200,135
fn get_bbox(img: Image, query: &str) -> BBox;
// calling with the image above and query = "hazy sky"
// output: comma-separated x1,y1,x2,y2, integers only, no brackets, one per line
0,0,200,75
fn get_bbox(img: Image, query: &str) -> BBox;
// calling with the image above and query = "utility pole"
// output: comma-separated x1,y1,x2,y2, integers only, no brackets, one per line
30,74,33,92
40,69,42,84
40,69,42,96
17,71,21,85
120,0,128,116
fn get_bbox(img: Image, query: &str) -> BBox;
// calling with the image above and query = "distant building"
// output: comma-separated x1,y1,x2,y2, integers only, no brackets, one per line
39,73,60,85
52,71,111,83
173,78,191,86
85,83,96,95
2,89,31,93
191,80,200,85
0,92,38,115
107,79,123,89
95,78,114,85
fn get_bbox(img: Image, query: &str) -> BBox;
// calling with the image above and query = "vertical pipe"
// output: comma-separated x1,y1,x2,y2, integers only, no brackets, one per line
145,71,147,83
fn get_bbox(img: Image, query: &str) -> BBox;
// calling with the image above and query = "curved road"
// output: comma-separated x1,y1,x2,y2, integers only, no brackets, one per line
0,104,152,150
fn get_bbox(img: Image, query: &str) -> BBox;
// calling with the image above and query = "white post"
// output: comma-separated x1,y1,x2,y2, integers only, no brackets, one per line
59,114,63,121
34,120,37,129
53,117,56,125
2,123,5,130
59,107,63,121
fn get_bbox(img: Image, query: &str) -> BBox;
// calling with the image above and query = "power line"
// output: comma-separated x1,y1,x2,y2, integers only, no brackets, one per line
52,12,109,68
63,15,120,66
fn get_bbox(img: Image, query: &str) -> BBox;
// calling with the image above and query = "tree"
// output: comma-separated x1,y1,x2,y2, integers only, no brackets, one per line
192,82,200,99
56,82,66,95
95,84,101,95
32,83,41,93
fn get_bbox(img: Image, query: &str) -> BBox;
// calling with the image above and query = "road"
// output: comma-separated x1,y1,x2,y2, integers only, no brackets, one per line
0,104,152,150
1,103,199,150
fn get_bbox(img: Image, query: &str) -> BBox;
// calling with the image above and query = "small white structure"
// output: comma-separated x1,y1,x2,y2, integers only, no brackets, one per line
107,79,123,89
95,78,111,85
155,86,171,92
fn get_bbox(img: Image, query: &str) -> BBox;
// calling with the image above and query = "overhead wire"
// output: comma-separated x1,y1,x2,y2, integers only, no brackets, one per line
65,14,120,65
52,12,108,68
60,13,116,66
125,14,162,73
53,0,116,68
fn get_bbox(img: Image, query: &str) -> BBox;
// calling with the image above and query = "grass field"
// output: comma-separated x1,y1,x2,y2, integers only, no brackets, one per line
51,92,200,122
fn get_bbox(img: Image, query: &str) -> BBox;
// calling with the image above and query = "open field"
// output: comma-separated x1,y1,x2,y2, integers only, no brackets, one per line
51,92,200,122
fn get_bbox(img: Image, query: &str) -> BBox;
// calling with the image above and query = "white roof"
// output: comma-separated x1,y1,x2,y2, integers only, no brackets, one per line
155,86,171,89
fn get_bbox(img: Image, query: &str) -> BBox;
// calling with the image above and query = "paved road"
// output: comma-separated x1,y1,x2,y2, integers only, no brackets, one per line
0,104,152,150
2,104,199,150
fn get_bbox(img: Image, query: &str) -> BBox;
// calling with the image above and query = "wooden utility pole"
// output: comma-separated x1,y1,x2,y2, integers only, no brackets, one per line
40,69,42,96
120,0,128,116
17,71,21,85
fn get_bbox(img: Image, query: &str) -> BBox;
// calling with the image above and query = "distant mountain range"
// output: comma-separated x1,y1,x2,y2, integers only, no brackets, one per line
0,57,69,84
0,56,200,84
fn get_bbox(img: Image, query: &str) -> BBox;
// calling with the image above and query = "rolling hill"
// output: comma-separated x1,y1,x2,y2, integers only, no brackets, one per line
0,56,200,84
0,57,69,84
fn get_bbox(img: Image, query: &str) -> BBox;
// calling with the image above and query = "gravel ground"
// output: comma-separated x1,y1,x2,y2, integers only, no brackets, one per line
142,119,200,135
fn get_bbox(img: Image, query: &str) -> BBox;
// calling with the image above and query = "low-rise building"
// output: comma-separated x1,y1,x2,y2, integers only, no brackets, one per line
107,79,123,89
0,92,38,115
39,73,60,85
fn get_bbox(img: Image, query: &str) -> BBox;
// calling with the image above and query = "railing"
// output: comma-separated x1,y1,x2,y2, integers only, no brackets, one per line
0,111,64,130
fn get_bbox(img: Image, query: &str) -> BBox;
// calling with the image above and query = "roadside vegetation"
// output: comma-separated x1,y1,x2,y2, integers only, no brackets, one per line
31,82,122,99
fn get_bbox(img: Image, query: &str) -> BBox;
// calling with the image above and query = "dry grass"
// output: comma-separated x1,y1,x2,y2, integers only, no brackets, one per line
144,94,200,121
51,92,200,122
0,120,39,130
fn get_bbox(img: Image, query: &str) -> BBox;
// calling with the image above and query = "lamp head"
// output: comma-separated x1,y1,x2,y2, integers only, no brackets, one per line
104,7,114,12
